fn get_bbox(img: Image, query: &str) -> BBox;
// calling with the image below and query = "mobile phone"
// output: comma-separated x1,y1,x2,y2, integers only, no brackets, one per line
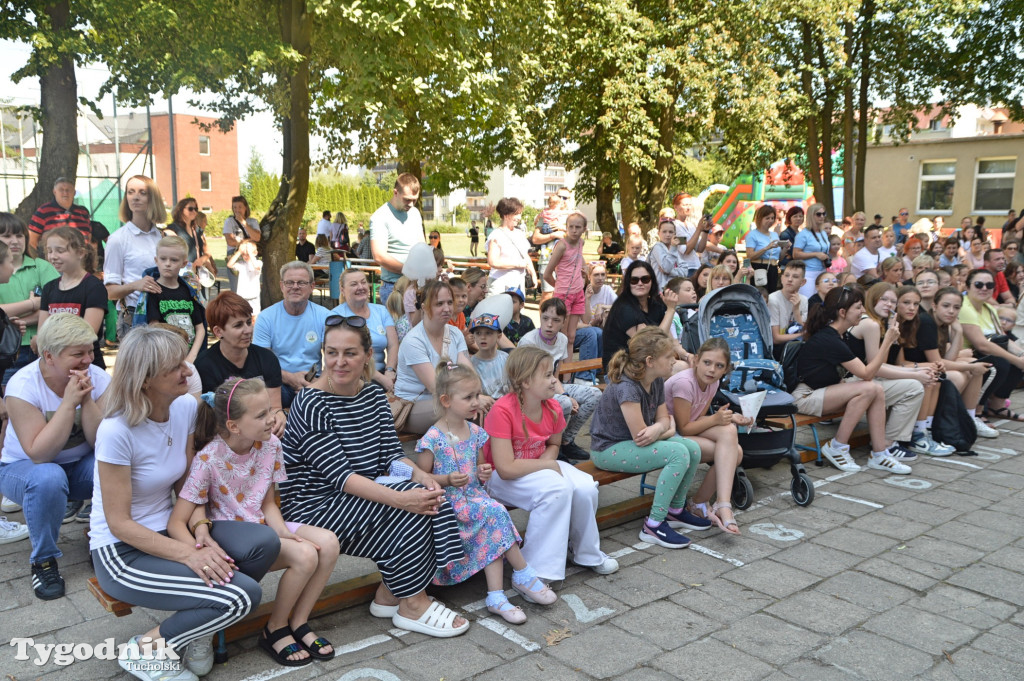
742,258,751,269
33,285,42,296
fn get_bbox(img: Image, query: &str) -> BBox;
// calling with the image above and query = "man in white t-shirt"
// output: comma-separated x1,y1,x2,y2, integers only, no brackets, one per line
671,193,708,276
768,261,808,360
315,211,332,238
851,225,884,280
370,173,424,302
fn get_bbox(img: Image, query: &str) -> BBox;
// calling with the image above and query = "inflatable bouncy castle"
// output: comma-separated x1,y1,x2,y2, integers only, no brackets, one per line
712,161,817,249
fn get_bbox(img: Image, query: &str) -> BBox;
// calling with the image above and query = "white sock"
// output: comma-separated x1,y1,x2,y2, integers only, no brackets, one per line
966,409,975,418
925,416,933,428
914,420,927,433
831,439,850,451
871,449,890,459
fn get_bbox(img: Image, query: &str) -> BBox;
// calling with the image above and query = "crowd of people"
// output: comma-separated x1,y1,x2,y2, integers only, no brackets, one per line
0,170,1021,680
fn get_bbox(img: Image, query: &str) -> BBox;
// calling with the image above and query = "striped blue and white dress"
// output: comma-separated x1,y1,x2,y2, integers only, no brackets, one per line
279,381,465,598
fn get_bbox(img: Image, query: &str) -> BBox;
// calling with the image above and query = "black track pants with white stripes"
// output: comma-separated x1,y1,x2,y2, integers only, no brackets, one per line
92,521,280,651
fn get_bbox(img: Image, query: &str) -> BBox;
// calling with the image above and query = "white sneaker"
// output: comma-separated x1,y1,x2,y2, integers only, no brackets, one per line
908,431,953,457
184,637,213,677
973,417,999,438
575,555,619,575
868,454,912,475
118,635,198,681
821,441,861,472
1,496,21,513
0,516,29,544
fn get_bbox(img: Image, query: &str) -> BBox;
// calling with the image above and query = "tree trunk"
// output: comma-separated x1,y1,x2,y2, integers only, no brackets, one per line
594,163,617,238
618,159,638,228
260,0,311,308
647,88,677,225
817,39,835,217
855,0,876,213
14,0,78,230
800,22,826,212
842,22,855,215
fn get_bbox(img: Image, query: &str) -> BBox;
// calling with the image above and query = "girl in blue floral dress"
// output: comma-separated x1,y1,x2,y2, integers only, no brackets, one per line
416,361,557,624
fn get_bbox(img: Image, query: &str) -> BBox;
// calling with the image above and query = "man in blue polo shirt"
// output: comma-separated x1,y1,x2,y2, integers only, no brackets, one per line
253,261,332,407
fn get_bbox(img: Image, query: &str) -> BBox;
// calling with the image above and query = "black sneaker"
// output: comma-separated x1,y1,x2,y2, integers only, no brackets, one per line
75,501,92,523
63,500,83,524
559,442,591,462
31,559,66,600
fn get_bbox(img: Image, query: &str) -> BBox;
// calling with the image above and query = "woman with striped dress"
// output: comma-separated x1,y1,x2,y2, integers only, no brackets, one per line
279,315,470,637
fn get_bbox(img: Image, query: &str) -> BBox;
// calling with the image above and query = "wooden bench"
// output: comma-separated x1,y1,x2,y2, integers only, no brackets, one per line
557,358,604,387
764,412,870,465
85,460,653,662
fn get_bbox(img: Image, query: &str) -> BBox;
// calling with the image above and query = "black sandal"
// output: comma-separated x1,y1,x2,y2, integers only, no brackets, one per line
292,622,335,661
258,625,312,667
983,406,1024,422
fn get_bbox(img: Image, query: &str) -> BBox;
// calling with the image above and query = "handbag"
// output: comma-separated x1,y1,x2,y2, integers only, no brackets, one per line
0,308,22,372
388,327,452,431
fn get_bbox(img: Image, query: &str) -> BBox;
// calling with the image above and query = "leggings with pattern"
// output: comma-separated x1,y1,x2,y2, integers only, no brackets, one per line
590,435,701,522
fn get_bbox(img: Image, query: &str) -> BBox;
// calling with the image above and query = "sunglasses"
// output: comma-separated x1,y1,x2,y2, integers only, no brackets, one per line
185,206,197,212
972,281,996,290
899,212,909,216
429,234,440,240
630,274,653,285
814,211,827,217
325,315,367,329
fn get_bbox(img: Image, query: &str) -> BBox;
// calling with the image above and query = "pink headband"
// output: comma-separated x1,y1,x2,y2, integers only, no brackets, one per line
226,379,245,420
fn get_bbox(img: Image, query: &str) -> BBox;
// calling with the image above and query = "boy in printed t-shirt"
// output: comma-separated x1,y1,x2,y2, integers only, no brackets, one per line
140,235,206,362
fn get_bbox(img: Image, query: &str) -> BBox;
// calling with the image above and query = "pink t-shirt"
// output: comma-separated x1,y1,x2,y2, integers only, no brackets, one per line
179,434,287,523
403,285,418,314
827,257,847,274
482,394,567,464
664,368,718,421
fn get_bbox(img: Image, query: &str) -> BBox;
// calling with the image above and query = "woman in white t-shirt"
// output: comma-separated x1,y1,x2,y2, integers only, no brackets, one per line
487,197,538,295
0,314,109,601
89,326,281,678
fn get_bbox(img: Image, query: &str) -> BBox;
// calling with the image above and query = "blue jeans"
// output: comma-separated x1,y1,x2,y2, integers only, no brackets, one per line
379,280,396,304
573,326,602,382
0,454,94,563
2,346,37,387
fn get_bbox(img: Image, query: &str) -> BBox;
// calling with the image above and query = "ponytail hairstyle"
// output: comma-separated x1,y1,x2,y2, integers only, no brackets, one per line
894,285,922,349
432,360,481,416
41,226,96,273
606,327,675,384
385,276,411,322
863,282,897,328
804,285,865,339
195,377,268,451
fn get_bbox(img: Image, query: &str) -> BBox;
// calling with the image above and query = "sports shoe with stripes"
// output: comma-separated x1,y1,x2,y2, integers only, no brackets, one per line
31,558,65,601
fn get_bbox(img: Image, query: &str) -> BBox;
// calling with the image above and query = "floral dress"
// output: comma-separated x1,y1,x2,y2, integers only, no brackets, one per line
417,424,521,585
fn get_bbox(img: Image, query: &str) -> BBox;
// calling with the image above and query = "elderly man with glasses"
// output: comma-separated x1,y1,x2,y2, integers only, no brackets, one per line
28,177,92,254
253,261,333,407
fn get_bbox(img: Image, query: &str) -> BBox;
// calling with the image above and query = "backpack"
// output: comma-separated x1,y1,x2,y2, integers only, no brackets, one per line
930,378,977,453
0,307,21,371
781,339,804,393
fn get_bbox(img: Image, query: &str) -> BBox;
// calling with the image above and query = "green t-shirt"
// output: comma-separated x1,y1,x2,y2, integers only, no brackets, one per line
0,256,60,345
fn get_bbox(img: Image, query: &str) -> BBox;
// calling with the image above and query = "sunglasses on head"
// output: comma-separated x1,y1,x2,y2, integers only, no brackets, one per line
972,281,996,290
630,274,652,285
325,315,367,329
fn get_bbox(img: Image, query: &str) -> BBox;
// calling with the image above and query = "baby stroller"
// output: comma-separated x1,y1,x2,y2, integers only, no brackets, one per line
689,284,814,508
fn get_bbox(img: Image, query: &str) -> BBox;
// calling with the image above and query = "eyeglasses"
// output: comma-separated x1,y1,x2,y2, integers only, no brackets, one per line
282,280,311,288
972,281,996,290
630,274,653,285
325,315,367,329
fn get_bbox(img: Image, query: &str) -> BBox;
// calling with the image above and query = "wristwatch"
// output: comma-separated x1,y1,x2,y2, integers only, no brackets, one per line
385,367,397,374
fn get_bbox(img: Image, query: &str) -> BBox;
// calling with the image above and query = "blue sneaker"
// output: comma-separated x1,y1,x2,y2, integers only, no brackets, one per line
665,506,712,531
639,521,691,549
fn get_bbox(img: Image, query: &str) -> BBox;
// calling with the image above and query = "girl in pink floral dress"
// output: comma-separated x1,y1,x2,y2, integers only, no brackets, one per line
416,361,557,624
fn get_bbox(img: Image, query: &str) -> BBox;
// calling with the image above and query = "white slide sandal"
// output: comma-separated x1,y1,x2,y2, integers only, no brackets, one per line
392,601,469,638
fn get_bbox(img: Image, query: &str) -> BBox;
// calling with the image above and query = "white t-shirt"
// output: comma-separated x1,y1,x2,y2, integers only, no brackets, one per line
1,362,110,464
103,221,163,308
486,227,533,293
232,256,262,300
588,285,617,316
315,218,333,237
674,219,701,270
518,329,570,364
369,202,424,283
878,246,897,261
223,216,261,254
394,323,469,401
768,290,808,331
89,395,198,551
850,248,882,278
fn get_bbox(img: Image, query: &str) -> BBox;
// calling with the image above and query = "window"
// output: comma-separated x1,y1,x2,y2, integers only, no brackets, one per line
918,161,955,213
544,184,561,194
928,118,944,131
974,158,1016,213
199,135,210,155
200,172,212,191
201,206,212,212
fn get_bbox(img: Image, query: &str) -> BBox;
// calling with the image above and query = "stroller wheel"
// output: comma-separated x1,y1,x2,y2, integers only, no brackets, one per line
732,473,754,510
791,473,815,506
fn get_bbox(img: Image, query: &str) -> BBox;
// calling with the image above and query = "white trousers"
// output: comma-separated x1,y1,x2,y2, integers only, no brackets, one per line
486,460,606,580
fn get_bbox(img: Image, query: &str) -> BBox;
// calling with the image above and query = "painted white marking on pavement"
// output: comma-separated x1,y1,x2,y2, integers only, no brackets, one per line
995,428,1024,438
817,491,884,508
476,616,542,651
933,458,983,469
748,523,805,541
608,546,637,559
689,543,745,567
631,542,653,550
988,419,1009,427
882,477,933,489
823,470,860,482
388,628,409,637
562,593,616,623
976,444,1018,456
336,669,403,681
334,635,393,655
237,668,299,681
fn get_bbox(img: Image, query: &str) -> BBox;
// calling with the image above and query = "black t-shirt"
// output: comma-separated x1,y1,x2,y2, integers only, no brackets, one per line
902,312,938,364
798,326,855,389
602,297,667,369
469,227,479,243
194,342,283,393
600,241,623,255
295,241,315,263
40,273,108,368
145,283,206,345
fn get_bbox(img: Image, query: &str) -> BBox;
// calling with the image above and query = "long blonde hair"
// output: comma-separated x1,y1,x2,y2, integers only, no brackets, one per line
103,326,187,426
385,276,411,322
606,327,675,384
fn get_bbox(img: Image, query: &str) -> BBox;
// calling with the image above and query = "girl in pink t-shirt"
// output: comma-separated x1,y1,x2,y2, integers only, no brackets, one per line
483,346,617,581
169,378,340,667
664,338,751,535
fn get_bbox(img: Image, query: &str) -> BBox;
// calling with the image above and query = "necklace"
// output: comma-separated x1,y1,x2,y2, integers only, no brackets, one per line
152,419,173,447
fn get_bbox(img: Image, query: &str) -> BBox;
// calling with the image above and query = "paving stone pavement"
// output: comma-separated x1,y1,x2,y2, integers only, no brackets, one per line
4,415,1024,681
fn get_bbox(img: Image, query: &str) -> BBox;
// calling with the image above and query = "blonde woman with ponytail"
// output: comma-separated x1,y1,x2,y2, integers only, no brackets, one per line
589,328,702,549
